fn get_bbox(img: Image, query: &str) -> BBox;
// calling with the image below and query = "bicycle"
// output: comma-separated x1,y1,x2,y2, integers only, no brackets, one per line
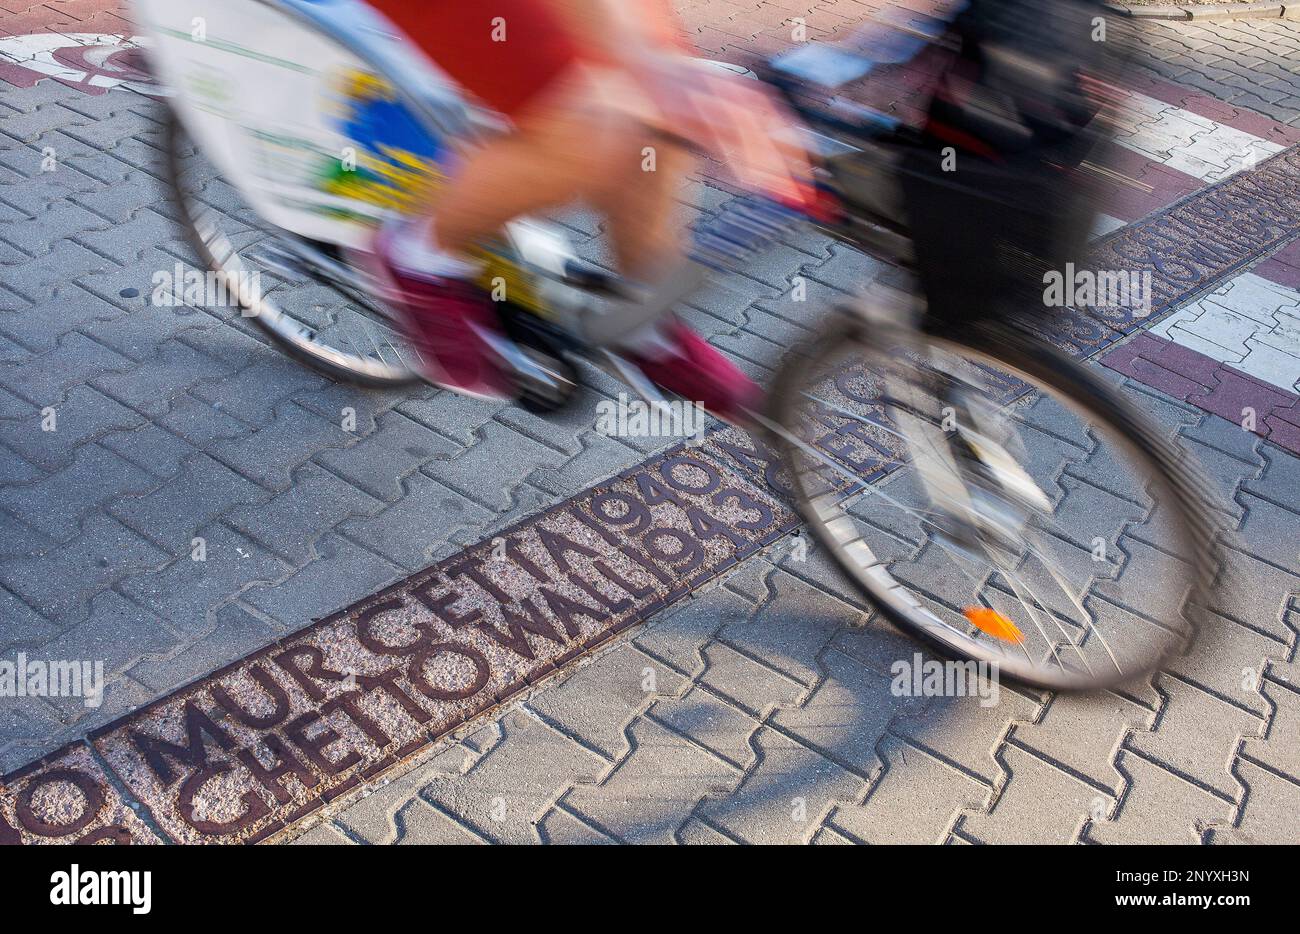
134,0,1219,690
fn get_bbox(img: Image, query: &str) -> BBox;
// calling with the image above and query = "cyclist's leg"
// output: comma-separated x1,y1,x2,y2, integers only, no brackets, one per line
592,133,694,281
432,68,649,258
369,0,760,419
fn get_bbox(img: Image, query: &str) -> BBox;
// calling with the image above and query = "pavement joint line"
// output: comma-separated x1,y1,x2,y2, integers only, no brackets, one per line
642,708,752,771
1232,749,1300,796
1003,734,1125,799
1114,741,1251,804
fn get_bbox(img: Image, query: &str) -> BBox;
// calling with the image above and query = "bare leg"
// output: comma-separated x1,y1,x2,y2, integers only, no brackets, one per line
422,67,689,282
592,135,694,281
434,70,622,252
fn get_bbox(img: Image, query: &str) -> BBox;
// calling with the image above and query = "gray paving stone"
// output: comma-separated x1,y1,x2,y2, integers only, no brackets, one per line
127,602,280,693
0,701,68,775
649,686,758,768
0,505,55,560
528,643,688,762
74,207,179,265
1164,611,1287,716
418,710,607,845
396,386,506,447
227,461,384,566
1241,678,1300,782
1011,690,1154,794
0,331,30,364
154,392,253,449
188,351,330,428
0,330,133,407
712,327,782,372
32,588,178,700
889,678,1042,786
240,532,402,628
525,430,641,500
0,512,169,623
212,401,354,493
0,285,126,354
696,726,863,843
1210,758,1300,844
1211,544,1300,641
0,436,44,485
420,418,563,511
291,380,406,437
108,452,269,552
313,409,461,503
492,397,606,457
0,441,155,543
771,647,927,776
1233,491,1300,575
634,587,745,677
0,202,112,256
92,336,234,418
337,471,492,570
958,744,1107,844
97,420,197,481
561,716,740,844
117,522,289,634
717,568,852,686
683,274,779,328
1127,675,1263,800
534,806,617,844
1086,751,1229,845
0,582,59,648
830,735,990,844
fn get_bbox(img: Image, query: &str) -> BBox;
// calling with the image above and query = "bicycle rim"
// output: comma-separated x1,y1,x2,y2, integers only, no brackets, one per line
767,309,1216,690
163,109,423,386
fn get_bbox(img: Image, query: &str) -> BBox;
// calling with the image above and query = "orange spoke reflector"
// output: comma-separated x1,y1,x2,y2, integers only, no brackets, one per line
963,607,1025,644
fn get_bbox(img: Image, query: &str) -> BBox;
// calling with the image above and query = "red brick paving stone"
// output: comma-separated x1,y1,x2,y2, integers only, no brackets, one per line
1140,331,1230,388
1254,239,1300,289
82,429,797,844
1102,332,1300,455
1262,414,1300,453
1188,364,1300,429
0,742,160,844
1100,332,1220,400
1088,143,1204,222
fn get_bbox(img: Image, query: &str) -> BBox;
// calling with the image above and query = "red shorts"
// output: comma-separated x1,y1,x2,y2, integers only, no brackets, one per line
368,0,582,118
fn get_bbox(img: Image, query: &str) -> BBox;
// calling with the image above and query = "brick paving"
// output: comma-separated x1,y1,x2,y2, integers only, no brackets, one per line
1114,14,1300,127
0,1,1298,844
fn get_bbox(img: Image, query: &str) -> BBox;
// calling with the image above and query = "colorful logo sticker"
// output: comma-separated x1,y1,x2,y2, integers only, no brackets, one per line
320,69,449,215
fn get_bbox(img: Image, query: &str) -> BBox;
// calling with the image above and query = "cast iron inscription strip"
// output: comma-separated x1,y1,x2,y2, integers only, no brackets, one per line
2,428,797,844
1025,145,1300,357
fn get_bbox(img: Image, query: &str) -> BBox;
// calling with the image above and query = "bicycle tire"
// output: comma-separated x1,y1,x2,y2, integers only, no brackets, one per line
766,307,1220,690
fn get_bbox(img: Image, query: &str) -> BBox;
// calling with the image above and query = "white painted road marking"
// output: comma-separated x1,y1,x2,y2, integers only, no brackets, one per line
1149,272,1300,393
1115,91,1285,184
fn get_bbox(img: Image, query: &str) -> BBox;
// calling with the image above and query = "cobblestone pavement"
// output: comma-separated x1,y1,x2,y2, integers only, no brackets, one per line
0,2,1298,844
1114,15,1300,127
